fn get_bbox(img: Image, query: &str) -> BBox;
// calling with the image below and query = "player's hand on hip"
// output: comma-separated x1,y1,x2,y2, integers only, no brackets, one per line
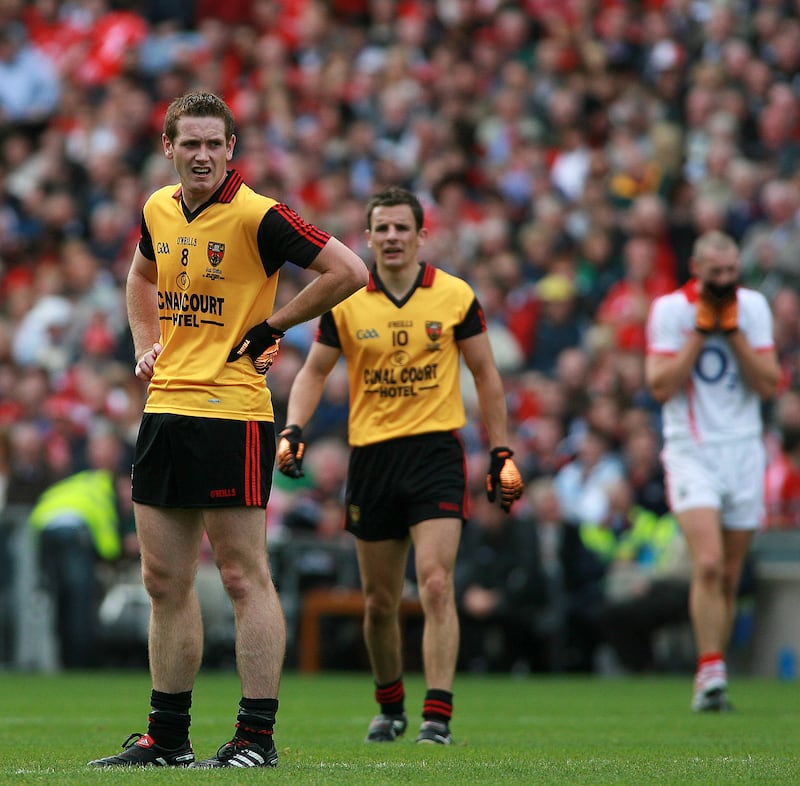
134,342,162,381
277,424,305,478
485,447,524,513
227,321,285,373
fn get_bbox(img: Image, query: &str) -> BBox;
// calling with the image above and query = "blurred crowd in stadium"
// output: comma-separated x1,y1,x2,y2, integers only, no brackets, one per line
1,0,800,671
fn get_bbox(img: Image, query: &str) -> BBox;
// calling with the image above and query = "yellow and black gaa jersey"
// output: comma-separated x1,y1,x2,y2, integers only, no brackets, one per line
317,262,486,446
139,170,329,421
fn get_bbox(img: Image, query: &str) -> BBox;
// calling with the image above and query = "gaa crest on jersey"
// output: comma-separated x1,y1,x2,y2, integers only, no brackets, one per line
207,242,225,266
425,321,442,341
425,320,442,351
204,241,226,281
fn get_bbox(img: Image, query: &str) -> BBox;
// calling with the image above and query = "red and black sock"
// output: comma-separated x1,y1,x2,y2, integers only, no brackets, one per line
235,697,279,746
374,677,405,716
422,689,453,725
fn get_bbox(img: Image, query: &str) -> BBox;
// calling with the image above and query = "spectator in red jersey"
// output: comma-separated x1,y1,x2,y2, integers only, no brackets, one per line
22,0,85,79
622,194,680,286
596,235,673,351
765,391,800,529
765,425,800,530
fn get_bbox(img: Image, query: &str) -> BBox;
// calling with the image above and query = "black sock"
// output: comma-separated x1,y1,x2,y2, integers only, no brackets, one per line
422,689,453,725
235,697,279,745
147,690,192,749
375,678,405,716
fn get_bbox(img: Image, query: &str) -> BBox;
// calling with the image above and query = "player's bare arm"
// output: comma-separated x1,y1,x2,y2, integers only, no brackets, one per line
268,238,367,332
460,331,524,512
645,332,705,403
126,247,161,380
278,342,342,478
458,332,511,449
285,341,343,430
725,331,780,399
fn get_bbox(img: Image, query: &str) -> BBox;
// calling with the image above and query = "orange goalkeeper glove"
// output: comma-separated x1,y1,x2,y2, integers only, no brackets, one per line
227,321,284,373
694,293,719,334
696,282,739,335
277,424,305,478
486,447,524,513
716,288,739,333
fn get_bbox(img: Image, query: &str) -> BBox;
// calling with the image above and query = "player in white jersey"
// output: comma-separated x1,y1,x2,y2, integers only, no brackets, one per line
645,230,779,712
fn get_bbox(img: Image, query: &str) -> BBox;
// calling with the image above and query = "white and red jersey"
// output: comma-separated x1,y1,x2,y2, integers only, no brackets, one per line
646,279,774,444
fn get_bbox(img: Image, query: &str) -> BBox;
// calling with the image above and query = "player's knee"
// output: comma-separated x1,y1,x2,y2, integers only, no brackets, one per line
418,570,453,611
216,553,270,602
141,562,193,602
217,562,253,602
363,590,396,623
695,556,724,586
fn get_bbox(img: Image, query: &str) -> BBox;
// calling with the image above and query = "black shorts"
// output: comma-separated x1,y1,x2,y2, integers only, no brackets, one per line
132,413,275,508
345,431,468,541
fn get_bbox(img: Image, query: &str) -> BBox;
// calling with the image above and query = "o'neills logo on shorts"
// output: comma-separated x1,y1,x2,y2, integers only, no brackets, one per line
210,488,236,499
349,504,361,524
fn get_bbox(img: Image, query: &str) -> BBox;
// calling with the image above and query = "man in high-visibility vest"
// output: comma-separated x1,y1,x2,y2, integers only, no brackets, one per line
29,426,135,668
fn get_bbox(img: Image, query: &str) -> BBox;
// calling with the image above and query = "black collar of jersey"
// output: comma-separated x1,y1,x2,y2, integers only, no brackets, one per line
172,169,244,222
368,262,436,307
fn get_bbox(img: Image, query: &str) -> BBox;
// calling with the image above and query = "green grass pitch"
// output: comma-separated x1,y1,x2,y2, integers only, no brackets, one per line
0,670,798,784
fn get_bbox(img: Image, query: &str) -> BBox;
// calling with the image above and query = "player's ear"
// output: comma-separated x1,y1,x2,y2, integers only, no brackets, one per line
417,227,428,245
364,229,372,247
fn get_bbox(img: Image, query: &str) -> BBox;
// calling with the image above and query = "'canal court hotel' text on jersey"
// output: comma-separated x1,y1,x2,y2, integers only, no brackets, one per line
317,262,486,446
138,169,329,421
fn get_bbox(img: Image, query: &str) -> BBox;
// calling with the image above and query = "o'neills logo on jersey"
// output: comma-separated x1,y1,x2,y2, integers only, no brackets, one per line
207,242,225,266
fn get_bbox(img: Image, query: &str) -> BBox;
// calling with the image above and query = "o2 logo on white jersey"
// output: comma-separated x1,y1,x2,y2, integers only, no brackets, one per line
695,346,729,384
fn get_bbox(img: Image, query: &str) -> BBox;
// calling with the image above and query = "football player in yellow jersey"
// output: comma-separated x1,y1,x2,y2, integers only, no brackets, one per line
279,187,523,745
89,92,367,769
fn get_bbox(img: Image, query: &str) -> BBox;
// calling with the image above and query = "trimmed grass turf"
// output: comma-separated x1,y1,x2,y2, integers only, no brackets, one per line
0,670,797,784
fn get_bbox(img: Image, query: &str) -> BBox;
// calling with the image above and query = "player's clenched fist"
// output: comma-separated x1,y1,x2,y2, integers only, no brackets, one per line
277,424,305,478
227,321,284,373
485,447,524,513
134,342,162,381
